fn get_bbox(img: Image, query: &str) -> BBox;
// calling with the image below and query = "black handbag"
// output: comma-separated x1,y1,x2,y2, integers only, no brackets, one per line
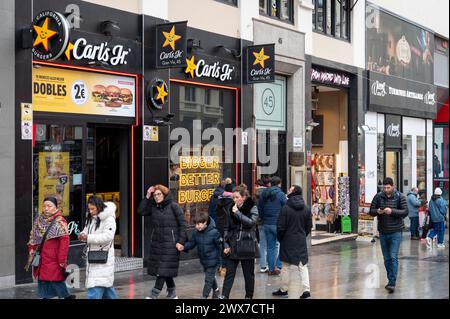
87,249,110,264
235,227,257,258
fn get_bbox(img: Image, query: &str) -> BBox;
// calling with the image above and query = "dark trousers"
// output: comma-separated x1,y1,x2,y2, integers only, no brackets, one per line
203,267,218,298
154,276,175,290
222,258,255,299
409,217,420,237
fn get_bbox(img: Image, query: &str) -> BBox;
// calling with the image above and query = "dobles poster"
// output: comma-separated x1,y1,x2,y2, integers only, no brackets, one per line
33,66,136,117
38,152,70,216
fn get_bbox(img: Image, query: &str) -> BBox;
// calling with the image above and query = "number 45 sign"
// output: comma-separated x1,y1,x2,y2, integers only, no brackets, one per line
255,79,286,130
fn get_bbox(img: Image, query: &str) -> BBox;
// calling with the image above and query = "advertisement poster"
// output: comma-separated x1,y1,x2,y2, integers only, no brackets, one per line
33,66,136,117
38,152,70,216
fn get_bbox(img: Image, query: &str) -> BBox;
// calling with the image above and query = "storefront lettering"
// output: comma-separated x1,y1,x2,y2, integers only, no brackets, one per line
179,173,221,187
195,59,235,81
387,123,401,137
371,81,387,97
33,82,67,96
178,189,215,204
311,69,350,86
72,38,130,66
160,50,183,60
250,68,272,76
67,221,81,236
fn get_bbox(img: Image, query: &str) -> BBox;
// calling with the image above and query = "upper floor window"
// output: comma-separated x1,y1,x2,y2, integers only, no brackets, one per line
313,0,350,40
260,0,294,23
215,0,238,6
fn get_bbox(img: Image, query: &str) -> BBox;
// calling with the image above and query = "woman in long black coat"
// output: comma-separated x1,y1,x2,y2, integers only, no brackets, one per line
137,184,187,299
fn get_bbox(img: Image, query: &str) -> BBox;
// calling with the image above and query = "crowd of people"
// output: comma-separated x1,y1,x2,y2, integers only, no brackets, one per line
25,175,447,299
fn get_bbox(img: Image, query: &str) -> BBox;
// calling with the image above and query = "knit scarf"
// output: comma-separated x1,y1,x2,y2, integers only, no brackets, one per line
28,210,69,246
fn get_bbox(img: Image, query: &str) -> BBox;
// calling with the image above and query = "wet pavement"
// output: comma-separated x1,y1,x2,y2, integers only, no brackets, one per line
1,232,448,299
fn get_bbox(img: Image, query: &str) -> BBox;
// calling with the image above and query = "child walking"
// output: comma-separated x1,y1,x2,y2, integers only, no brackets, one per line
184,211,224,299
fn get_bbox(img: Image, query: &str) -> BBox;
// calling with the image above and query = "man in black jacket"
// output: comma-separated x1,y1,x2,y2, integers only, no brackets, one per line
369,177,408,294
272,185,312,299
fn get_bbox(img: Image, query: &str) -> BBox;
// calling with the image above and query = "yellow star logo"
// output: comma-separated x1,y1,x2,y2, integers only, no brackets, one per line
33,17,58,52
253,47,270,68
155,83,168,104
65,42,74,61
185,56,197,78
162,25,182,51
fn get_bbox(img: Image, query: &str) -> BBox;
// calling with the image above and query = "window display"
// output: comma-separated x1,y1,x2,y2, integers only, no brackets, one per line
311,154,337,224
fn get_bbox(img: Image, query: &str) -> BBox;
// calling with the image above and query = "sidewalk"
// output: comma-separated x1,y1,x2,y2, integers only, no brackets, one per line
0,232,448,299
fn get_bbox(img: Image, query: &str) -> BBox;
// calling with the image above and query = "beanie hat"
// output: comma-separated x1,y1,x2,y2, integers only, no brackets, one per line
434,188,443,196
224,183,234,193
43,196,58,208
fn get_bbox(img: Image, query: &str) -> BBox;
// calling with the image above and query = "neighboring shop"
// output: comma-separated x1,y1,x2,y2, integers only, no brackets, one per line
15,0,142,284
308,65,357,233
362,4,437,235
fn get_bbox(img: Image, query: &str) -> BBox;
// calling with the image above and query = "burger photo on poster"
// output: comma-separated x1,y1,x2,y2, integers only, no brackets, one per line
105,85,123,107
92,85,107,102
120,88,133,105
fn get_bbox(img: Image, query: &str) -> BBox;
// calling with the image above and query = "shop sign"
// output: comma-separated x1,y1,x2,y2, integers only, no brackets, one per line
143,125,159,142
21,103,33,140
246,44,275,83
385,114,402,149
32,10,133,67
185,55,237,82
147,78,168,110
156,21,187,68
311,67,350,87
33,66,136,117
368,71,436,115
177,156,221,204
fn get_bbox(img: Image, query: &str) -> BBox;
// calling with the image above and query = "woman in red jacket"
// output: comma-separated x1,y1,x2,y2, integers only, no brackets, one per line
27,197,75,299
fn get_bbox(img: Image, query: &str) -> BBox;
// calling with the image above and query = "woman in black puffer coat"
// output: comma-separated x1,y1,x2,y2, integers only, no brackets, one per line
137,184,187,299
221,186,259,299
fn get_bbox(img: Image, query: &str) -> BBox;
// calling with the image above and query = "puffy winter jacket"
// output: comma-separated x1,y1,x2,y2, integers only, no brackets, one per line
224,197,259,260
184,217,223,268
215,192,234,238
258,186,287,225
407,192,421,218
369,190,408,233
428,195,448,223
277,194,312,266
137,194,187,277
82,202,117,289
208,187,224,222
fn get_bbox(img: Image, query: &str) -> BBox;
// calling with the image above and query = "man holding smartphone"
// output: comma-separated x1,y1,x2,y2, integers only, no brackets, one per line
369,177,409,294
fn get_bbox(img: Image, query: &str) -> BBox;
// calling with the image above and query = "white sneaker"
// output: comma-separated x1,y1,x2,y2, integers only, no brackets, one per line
260,267,269,273
426,237,433,249
437,244,445,249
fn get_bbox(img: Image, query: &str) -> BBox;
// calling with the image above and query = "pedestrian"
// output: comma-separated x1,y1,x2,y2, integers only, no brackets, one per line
255,178,270,273
406,187,421,240
272,185,313,299
208,180,225,223
215,178,234,276
26,197,75,299
258,176,286,275
78,196,118,299
426,188,448,249
137,184,187,299
369,177,408,294
221,186,259,299
183,211,223,299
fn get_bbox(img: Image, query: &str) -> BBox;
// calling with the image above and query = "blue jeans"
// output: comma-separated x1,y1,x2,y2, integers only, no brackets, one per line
38,281,71,299
263,224,282,272
379,232,402,286
87,287,118,299
258,225,267,269
409,217,419,237
428,222,445,245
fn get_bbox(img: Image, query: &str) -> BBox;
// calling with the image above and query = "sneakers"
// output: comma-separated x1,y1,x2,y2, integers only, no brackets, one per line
268,268,281,276
146,287,161,299
437,243,446,249
166,287,178,299
272,289,288,297
385,284,395,294
259,267,269,273
212,288,220,299
426,237,433,249
300,291,311,299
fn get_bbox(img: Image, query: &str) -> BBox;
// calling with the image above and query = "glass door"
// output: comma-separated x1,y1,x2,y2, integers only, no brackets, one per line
386,151,400,189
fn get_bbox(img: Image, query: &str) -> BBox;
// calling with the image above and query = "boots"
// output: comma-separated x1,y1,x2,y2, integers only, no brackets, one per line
145,288,161,299
212,288,220,299
166,287,178,299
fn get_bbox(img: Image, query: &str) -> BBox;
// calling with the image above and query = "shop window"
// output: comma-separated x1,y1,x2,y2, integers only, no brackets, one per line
170,84,235,226
313,0,350,40
434,126,449,179
260,0,294,23
33,124,84,242
417,136,427,198
402,135,413,190
215,0,238,6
